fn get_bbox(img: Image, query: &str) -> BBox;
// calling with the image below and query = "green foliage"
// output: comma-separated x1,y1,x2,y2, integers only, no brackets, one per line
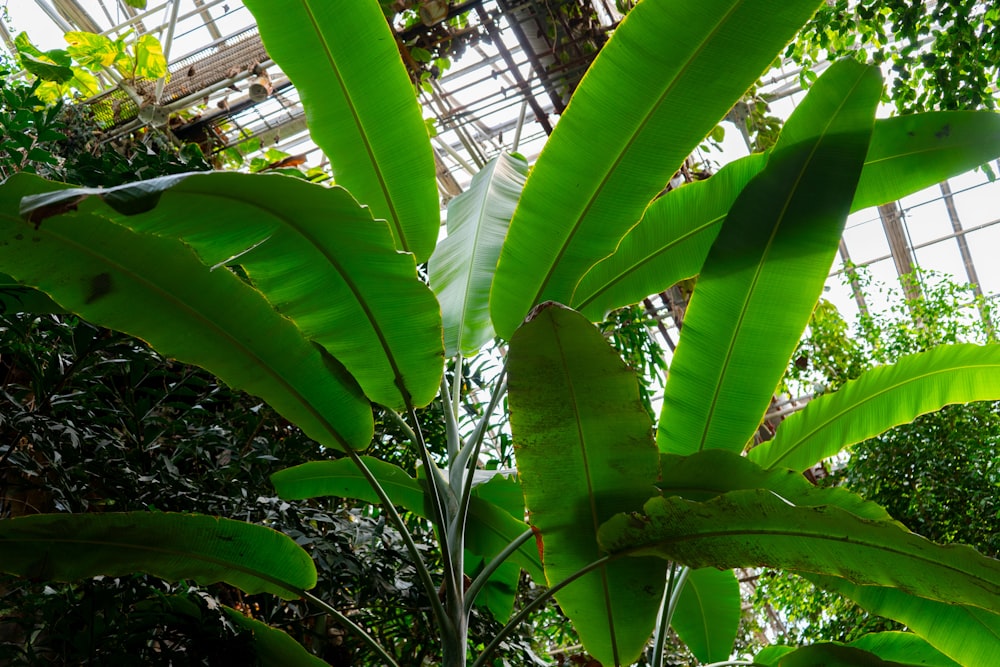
3,2,1000,666
14,29,167,104
789,0,1000,113
0,62,210,186
752,269,1000,649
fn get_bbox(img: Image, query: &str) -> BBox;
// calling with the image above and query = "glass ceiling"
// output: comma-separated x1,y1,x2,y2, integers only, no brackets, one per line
5,0,1000,352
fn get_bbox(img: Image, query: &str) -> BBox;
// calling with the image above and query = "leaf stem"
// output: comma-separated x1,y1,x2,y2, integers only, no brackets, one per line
439,372,464,490
651,563,689,667
464,528,534,612
300,589,401,667
472,552,621,667
341,443,449,634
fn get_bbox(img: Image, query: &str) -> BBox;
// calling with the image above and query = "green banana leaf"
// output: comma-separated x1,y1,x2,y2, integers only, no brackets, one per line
19,172,444,410
853,111,1000,210
489,0,824,339
748,343,1000,472
242,0,439,261
672,567,740,664
805,574,1000,667
658,450,894,521
573,110,1000,321
463,473,527,621
756,634,960,667
271,457,543,607
0,272,63,314
223,607,332,667
0,512,315,599
272,456,428,515
508,302,666,666
571,153,767,321
0,174,373,451
598,489,1000,612
429,153,529,357
657,59,880,456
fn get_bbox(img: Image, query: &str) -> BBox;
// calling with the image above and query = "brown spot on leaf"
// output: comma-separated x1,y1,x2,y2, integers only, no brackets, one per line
935,124,951,139
25,194,88,229
531,524,545,562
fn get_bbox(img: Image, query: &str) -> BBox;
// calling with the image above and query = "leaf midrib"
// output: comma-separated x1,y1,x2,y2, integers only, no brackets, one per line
767,358,1000,468
27,214,355,451
296,0,407,252
527,0,745,309
695,69,872,452
155,183,415,409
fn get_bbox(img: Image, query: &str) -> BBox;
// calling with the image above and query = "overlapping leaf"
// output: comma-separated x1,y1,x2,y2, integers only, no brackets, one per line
0,512,315,599
489,0,825,338
508,302,665,666
243,0,439,261
658,449,895,521
572,154,766,320
573,110,1000,321
429,153,529,357
271,457,543,603
806,574,1000,667
0,272,63,314
223,608,337,666
599,490,1000,612
1,173,373,450
20,172,444,410
749,343,1000,471
672,568,740,664
657,59,880,456
756,634,960,667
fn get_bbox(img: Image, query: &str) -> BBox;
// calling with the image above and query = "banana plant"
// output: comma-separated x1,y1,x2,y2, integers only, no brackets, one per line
2,0,1000,665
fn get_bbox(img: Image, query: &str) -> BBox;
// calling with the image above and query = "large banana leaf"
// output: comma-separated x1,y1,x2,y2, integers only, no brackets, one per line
20,172,444,410
223,608,332,667
657,59,880,456
0,512,315,599
748,343,1000,472
271,457,543,601
242,0,439,261
489,0,824,339
573,111,1000,321
672,567,740,664
805,574,1000,667
756,634,960,667
598,489,1000,612
429,153,529,357
508,302,665,666
0,174,373,450
658,449,894,521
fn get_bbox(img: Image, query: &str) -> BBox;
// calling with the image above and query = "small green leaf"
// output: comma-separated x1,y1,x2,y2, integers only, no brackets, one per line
672,568,740,663
223,608,331,666
429,153,529,357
